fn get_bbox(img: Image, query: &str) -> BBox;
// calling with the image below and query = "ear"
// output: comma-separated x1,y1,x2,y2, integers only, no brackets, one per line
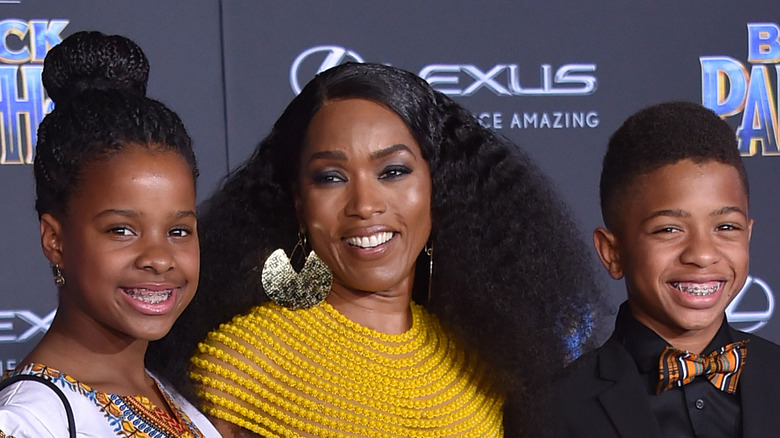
747,217,754,242
40,213,64,268
593,227,623,279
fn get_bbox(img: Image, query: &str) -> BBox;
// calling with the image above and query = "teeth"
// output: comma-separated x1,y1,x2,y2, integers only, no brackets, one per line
672,282,722,296
346,232,394,249
123,288,173,304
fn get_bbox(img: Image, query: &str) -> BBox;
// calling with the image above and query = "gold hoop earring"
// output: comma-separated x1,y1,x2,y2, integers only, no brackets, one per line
51,264,66,288
261,234,332,310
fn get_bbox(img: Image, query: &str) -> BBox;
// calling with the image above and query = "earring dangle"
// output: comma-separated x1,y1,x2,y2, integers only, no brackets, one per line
425,243,433,303
261,234,332,310
51,264,66,288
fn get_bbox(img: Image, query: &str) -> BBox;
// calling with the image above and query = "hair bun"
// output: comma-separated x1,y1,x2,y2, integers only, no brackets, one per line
42,31,150,104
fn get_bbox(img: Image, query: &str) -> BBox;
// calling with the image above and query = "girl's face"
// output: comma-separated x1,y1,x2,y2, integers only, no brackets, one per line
296,98,432,298
41,144,199,343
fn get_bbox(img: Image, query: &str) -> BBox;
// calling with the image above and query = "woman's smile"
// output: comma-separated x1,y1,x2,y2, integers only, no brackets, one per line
345,231,395,249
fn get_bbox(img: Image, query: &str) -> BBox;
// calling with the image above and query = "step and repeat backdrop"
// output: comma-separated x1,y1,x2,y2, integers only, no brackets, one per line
0,1,777,372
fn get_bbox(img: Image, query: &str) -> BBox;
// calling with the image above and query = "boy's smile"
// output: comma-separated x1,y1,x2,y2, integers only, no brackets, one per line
594,159,752,352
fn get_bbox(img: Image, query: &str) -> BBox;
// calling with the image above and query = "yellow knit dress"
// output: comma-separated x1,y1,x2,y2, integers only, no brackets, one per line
190,301,503,437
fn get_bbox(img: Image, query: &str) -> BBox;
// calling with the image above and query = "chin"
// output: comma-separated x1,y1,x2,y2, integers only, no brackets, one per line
677,312,725,332
133,323,177,342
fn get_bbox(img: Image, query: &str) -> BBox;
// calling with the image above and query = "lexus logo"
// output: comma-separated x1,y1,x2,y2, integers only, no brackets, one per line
726,275,775,332
289,45,364,94
0,309,56,343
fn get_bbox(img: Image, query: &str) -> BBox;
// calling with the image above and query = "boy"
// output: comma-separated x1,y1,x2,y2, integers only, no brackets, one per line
553,102,780,437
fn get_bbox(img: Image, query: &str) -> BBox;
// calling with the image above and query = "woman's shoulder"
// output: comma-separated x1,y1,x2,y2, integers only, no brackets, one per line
202,302,287,340
195,302,291,362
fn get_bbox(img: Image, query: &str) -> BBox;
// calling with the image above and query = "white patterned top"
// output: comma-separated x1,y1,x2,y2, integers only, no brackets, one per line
0,363,221,438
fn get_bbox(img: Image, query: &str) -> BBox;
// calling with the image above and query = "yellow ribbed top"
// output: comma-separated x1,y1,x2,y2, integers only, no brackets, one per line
190,301,503,437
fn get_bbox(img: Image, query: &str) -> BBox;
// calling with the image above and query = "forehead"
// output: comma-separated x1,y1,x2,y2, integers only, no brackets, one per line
303,98,419,154
622,159,748,216
75,145,195,199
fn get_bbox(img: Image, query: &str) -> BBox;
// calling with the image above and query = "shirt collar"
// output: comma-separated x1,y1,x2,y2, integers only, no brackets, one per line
614,301,734,375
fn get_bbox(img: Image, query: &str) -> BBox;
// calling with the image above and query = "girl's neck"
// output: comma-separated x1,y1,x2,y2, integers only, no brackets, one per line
21,327,177,417
20,313,150,394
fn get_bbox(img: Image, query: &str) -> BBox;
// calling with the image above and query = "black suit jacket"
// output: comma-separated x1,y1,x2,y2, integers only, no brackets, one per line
552,327,780,437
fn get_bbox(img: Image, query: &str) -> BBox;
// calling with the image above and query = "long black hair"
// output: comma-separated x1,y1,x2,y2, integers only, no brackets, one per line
149,62,603,436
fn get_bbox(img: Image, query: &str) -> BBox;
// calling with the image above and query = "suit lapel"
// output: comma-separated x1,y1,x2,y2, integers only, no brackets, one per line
732,330,780,437
596,337,663,438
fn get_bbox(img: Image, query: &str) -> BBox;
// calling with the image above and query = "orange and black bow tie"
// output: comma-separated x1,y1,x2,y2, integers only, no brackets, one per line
656,339,748,394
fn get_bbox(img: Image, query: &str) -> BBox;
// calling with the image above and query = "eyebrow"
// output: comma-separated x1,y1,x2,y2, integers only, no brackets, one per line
644,206,747,223
95,209,197,220
370,144,414,160
645,209,689,221
307,150,347,162
307,144,415,163
710,206,747,217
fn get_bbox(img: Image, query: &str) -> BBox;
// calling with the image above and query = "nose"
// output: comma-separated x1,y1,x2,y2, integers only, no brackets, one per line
344,175,385,219
135,235,175,274
679,229,721,268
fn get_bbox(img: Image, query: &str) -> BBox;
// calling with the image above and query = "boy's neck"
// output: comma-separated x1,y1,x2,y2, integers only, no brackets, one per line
661,327,723,354
630,307,726,354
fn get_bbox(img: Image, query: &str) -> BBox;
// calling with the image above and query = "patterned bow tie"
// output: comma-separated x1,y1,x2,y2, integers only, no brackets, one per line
656,340,748,394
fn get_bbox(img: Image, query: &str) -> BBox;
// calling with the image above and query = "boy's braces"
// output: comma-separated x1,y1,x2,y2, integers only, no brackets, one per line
672,282,721,296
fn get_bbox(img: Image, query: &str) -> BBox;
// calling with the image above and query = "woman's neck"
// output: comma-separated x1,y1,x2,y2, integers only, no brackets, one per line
325,286,413,335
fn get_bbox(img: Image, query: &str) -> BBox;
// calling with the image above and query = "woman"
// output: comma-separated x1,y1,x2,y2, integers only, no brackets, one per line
0,31,220,437
149,62,603,437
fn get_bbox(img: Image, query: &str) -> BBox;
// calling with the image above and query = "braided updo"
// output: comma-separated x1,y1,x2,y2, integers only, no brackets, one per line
34,30,197,218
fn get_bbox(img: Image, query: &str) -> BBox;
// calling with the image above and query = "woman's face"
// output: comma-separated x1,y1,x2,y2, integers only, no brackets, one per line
42,144,199,343
296,98,432,298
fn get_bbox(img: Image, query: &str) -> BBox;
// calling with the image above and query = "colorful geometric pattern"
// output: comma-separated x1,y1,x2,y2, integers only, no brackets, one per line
656,340,749,394
7,363,204,438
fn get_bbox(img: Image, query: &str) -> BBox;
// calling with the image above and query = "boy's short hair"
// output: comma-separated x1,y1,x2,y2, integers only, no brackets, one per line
600,101,748,230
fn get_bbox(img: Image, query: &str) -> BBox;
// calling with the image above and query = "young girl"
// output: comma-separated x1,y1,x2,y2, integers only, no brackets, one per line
0,31,220,437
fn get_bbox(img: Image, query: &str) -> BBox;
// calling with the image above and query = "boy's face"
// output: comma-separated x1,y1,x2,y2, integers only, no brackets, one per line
594,159,752,348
